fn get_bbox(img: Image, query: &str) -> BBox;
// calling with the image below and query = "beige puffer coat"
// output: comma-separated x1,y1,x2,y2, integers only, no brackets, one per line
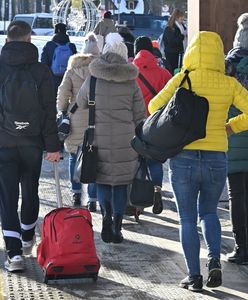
76,53,146,186
57,54,96,153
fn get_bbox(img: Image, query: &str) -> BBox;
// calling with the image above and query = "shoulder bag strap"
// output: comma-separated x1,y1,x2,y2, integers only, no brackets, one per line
69,103,78,114
138,73,157,97
87,76,97,146
179,69,192,90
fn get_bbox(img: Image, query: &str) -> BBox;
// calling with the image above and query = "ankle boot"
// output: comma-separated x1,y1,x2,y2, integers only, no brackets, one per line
113,214,123,243
226,228,248,264
152,186,163,214
101,202,113,243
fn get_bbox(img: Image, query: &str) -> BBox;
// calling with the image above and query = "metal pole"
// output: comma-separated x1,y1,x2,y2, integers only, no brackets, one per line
3,0,6,34
105,0,108,11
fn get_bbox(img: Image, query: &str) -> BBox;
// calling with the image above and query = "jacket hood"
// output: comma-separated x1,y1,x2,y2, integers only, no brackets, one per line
226,47,248,63
233,13,248,49
237,13,248,28
89,52,138,82
67,53,96,70
0,41,38,65
52,33,70,44
183,31,225,73
133,50,158,70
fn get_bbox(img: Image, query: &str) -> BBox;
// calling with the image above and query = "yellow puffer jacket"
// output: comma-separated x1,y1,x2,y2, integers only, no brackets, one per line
148,31,248,152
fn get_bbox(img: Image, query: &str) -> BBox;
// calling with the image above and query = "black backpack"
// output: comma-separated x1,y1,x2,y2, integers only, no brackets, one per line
0,64,44,136
131,70,209,162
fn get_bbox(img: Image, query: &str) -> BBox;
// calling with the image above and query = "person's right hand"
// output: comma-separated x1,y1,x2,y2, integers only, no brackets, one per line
45,152,60,162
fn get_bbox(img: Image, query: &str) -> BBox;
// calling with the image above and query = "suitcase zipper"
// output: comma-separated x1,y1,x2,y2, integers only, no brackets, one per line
64,215,93,228
52,214,93,242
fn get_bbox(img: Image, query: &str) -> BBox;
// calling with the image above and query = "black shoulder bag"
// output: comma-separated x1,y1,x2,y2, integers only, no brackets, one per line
73,76,98,184
131,70,209,162
130,157,155,208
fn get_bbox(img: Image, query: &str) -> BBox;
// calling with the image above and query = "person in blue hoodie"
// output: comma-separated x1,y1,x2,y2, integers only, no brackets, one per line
225,13,248,265
41,23,77,93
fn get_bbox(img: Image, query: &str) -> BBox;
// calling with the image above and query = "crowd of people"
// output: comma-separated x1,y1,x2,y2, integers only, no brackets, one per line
0,8,247,294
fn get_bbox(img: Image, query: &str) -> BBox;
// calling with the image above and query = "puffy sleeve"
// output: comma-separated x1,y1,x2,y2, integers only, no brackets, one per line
148,73,183,114
132,82,146,126
57,70,73,112
228,78,248,133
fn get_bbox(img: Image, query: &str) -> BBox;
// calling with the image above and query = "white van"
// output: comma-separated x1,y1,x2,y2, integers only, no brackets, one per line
13,13,54,36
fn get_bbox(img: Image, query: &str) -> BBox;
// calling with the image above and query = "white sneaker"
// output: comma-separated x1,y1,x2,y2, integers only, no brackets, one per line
5,255,24,272
22,236,36,256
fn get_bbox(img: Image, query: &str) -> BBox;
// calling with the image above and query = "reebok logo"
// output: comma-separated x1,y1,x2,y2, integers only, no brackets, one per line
14,121,30,130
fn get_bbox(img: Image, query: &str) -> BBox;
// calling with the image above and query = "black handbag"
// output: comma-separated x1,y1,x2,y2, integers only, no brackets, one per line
73,76,98,184
131,70,209,162
130,158,155,208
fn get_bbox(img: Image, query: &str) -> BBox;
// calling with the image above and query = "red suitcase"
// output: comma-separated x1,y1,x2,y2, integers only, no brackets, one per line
37,163,100,283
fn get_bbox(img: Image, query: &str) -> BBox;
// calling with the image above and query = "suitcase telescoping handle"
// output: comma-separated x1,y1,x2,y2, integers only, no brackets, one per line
53,162,63,208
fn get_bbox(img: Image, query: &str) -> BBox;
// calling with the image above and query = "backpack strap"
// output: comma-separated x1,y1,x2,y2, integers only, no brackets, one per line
138,73,157,97
179,70,192,90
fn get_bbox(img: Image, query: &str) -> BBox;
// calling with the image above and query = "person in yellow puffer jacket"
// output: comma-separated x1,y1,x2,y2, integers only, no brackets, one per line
148,31,248,292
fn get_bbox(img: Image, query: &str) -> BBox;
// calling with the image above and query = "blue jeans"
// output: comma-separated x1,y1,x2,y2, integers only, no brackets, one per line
69,152,97,201
147,160,163,187
169,150,227,276
97,184,127,215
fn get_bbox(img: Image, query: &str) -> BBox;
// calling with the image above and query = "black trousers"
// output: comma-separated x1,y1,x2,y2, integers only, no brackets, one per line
228,172,248,244
0,146,42,257
164,52,181,74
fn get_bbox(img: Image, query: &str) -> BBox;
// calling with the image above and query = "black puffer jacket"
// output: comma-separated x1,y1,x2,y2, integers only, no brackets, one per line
0,41,60,152
162,25,184,54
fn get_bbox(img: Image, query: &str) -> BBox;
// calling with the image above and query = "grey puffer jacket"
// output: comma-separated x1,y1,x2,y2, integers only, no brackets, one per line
77,53,146,185
93,19,116,38
57,53,96,153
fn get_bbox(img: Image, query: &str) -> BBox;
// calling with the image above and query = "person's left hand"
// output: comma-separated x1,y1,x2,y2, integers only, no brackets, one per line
226,124,234,137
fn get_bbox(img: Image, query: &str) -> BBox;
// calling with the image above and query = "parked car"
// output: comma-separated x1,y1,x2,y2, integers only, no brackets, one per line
12,13,54,36
114,13,168,39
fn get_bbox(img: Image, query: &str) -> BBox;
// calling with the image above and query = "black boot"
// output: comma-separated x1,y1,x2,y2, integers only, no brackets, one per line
113,214,123,244
227,228,248,264
72,193,81,206
101,202,113,243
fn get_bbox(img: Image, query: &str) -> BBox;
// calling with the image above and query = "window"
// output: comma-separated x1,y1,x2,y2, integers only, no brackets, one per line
33,17,53,29
128,1,134,10
14,16,34,27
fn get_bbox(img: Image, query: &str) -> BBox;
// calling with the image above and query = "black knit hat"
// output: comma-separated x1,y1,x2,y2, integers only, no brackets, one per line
55,23,67,34
134,36,154,55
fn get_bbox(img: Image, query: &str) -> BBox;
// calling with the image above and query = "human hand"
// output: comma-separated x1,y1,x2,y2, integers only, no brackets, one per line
226,124,234,137
45,152,60,162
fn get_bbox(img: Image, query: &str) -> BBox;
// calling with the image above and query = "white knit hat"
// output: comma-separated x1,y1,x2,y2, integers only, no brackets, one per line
81,32,100,56
103,32,128,61
233,13,248,49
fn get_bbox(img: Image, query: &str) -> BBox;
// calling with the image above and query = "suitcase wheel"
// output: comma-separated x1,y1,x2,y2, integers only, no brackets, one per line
43,274,48,284
93,274,98,282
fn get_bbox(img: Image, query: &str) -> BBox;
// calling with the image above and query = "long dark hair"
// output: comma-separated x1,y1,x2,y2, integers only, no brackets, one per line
168,9,184,29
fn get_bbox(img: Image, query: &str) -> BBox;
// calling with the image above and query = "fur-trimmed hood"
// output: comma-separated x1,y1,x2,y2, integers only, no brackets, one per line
89,52,138,82
67,53,96,70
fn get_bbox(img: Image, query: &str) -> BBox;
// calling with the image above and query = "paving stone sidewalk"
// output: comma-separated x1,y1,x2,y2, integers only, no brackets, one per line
0,156,247,300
